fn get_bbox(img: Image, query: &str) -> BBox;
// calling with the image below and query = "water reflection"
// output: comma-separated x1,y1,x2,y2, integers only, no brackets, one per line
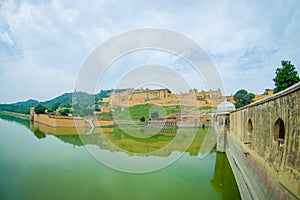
211,153,240,199
0,114,30,129
29,121,208,157
33,128,46,139
0,115,240,199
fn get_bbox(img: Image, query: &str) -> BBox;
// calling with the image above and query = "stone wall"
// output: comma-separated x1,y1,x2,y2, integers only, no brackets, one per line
30,122,90,135
110,89,174,107
229,83,300,199
92,119,115,127
33,114,90,128
107,88,225,108
30,122,113,136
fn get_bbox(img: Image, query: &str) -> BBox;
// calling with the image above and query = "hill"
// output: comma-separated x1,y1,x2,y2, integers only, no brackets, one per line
0,99,39,114
97,104,183,121
0,89,128,115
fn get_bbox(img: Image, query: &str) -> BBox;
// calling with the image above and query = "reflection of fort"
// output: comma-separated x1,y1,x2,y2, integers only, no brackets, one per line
0,113,240,198
30,121,91,135
30,121,210,157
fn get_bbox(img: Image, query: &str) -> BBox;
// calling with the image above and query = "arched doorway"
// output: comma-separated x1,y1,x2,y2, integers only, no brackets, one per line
274,118,285,143
248,119,253,134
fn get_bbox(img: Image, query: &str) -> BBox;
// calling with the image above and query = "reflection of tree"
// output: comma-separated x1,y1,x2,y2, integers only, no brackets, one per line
33,129,46,139
0,115,30,129
210,153,241,199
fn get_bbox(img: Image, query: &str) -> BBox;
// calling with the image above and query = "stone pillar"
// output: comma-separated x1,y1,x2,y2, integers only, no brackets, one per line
216,114,229,153
30,107,35,121
217,126,227,152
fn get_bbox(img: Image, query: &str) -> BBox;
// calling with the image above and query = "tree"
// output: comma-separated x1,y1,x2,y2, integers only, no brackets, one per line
47,108,54,113
59,109,68,116
140,116,146,122
233,89,255,109
82,108,93,116
52,102,60,111
273,60,300,94
34,104,46,114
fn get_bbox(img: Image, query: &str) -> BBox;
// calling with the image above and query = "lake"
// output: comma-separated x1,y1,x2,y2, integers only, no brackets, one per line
0,115,240,200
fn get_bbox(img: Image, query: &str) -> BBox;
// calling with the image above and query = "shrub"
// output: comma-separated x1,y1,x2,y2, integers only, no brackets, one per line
140,116,146,122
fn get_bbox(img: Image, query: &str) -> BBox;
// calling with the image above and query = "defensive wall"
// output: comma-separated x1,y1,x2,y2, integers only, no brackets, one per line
30,122,114,136
30,108,114,128
227,83,300,199
106,88,225,108
32,113,90,128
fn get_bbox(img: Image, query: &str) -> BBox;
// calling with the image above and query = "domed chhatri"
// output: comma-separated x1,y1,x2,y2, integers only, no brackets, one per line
217,99,236,114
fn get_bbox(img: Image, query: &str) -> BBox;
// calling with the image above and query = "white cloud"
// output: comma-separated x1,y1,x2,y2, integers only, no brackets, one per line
0,0,300,103
0,32,14,45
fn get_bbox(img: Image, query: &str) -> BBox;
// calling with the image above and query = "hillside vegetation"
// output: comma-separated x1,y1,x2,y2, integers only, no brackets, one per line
97,104,183,121
0,89,127,115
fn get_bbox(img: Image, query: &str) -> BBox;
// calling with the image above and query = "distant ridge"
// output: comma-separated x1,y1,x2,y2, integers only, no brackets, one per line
0,89,128,114
13,99,39,106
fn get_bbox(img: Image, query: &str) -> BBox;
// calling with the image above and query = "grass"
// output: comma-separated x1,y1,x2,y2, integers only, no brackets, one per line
199,106,212,110
96,111,113,120
112,104,184,120
97,104,211,121
0,111,30,120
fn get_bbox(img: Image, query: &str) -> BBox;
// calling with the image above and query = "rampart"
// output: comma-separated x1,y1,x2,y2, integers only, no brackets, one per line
30,107,114,128
106,88,225,108
33,114,90,128
228,83,300,199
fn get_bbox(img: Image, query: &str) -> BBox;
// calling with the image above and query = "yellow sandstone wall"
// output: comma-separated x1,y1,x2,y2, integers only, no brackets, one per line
229,83,300,199
92,119,114,127
106,88,225,108
30,122,90,135
33,114,90,128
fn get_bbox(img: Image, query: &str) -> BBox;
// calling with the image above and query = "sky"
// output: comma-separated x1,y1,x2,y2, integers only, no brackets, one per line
0,0,300,103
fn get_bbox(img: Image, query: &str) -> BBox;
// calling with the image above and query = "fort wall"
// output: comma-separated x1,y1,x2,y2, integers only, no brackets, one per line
33,113,90,128
92,119,114,127
30,108,114,128
228,83,300,199
107,88,225,108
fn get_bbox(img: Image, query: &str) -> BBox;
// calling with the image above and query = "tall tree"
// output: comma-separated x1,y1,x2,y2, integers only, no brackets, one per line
233,89,255,109
273,60,300,94
34,104,46,114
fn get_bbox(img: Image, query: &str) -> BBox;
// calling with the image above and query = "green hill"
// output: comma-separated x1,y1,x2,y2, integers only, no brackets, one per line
0,89,128,115
0,99,39,114
97,104,182,121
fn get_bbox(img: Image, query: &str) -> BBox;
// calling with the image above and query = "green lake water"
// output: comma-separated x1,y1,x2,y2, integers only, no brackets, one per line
0,115,240,200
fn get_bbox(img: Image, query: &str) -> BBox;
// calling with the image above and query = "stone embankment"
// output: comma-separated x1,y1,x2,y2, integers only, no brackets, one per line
228,83,300,199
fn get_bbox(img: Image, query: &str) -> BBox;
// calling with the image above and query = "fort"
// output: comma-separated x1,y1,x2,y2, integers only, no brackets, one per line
216,82,300,199
100,88,273,113
101,88,225,108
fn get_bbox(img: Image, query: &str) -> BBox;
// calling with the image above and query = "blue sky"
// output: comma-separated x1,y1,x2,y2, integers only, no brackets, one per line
0,0,300,103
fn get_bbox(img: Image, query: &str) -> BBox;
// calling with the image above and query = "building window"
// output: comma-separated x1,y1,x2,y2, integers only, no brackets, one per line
225,118,230,128
248,119,253,134
274,118,285,143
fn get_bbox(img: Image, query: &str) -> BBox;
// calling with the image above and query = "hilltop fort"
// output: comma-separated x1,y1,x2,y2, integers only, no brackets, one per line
98,88,273,113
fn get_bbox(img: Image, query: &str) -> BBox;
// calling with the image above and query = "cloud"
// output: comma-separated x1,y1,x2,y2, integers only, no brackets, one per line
0,32,14,45
0,0,300,103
